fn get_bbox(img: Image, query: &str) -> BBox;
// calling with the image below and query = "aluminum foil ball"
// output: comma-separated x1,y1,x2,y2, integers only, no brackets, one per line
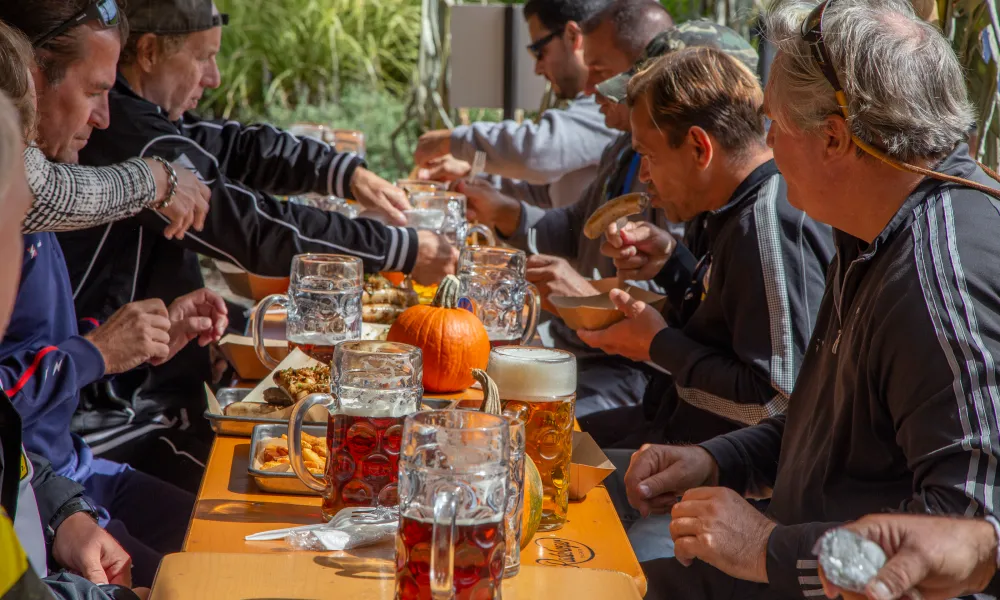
817,528,888,592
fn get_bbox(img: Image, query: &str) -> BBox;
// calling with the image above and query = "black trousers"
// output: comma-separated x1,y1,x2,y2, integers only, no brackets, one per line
641,558,769,600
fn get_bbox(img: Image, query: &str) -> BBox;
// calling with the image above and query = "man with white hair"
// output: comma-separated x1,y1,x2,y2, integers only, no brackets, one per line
614,0,1000,598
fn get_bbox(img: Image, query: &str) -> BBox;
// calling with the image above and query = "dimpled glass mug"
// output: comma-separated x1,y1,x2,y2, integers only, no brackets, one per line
287,341,423,520
457,247,540,348
406,192,496,249
395,410,510,600
252,254,363,368
488,346,576,531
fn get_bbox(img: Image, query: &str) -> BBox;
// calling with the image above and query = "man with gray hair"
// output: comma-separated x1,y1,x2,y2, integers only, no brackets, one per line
616,1,1000,599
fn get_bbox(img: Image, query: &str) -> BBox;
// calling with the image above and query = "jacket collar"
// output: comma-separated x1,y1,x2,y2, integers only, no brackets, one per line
703,159,780,240
113,73,179,125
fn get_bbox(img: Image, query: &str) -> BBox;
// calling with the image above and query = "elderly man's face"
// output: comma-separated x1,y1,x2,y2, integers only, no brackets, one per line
143,27,222,120
631,94,702,223
0,140,34,333
34,28,119,164
583,19,634,95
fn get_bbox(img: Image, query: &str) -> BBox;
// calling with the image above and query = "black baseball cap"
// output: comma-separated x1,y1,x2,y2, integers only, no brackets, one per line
127,0,229,35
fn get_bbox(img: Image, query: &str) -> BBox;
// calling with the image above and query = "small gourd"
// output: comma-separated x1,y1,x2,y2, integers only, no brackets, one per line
387,276,490,392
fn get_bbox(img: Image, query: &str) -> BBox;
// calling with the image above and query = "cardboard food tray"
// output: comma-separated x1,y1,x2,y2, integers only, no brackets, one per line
569,431,616,500
248,423,327,495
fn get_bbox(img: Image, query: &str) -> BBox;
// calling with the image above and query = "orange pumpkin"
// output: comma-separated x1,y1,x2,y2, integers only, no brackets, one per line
387,275,490,392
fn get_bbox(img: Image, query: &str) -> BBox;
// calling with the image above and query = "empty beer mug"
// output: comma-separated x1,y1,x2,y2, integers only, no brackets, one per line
251,254,363,368
458,247,541,347
406,192,495,248
396,179,450,196
288,341,423,521
396,410,509,600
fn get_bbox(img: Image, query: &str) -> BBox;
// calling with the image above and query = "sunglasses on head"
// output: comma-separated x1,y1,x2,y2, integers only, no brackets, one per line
33,0,121,49
798,0,1000,197
527,27,564,60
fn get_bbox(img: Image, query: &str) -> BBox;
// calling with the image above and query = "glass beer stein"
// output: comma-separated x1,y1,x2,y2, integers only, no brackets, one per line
406,192,495,249
288,341,423,520
396,179,450,196
503,419,526,577
396,410,509,600
488,347,576,530
458,247,541,347
252,254,363,368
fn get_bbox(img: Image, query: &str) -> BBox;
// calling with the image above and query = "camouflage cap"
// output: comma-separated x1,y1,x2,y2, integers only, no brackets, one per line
595,20,759,103
127,0,228,34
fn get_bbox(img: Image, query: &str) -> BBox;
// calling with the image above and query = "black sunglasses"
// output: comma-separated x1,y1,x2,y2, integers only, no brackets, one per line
33,0,121,49
527,27,564,60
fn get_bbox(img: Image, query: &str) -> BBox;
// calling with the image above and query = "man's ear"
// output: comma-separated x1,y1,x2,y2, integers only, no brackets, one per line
565,21,583,51
822,114,853,163
135,33,160,73
687,126,714,170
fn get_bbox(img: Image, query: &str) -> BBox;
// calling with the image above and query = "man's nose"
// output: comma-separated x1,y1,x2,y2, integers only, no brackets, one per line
89,99,110,130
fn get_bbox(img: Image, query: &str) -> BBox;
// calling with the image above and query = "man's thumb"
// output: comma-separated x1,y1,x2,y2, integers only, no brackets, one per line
81,556,110,585
609,289,645,318
182,316,214,334
866,554,928,600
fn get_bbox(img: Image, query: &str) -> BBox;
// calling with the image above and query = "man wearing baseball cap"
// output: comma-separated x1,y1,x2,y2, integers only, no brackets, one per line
53,0,457,476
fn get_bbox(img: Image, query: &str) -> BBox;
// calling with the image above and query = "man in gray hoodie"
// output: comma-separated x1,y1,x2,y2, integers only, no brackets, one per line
413,0,618,209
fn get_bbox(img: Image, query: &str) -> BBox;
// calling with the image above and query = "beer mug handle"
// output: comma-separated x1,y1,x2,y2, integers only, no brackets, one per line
429,487,459,600
467,224,496,247
288,393,335,493
520,283,541,345
251,294,288,370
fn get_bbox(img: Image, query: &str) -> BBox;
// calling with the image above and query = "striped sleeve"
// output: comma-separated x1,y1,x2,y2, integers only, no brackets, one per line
21,147,156,234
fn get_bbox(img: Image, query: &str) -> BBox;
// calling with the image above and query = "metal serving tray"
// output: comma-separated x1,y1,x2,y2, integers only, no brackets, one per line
248,423,328,495
207,389,460,438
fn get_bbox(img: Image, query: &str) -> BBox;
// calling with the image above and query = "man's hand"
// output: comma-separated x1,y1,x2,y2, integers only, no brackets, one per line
601,221,677,281
818,515,999,600
411,230,459,285
52,512,132,586
85,300,172,375
525,255,598,314
149,288,229,366
671,487,776,583
623,444,719,517
576,288,666,362
349,168,411,226
413,129,453,167
417,154,471,182
454,179,522,237
146,161,211,241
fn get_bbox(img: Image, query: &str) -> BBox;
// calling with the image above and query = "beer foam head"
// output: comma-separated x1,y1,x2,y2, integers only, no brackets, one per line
486,347,576,398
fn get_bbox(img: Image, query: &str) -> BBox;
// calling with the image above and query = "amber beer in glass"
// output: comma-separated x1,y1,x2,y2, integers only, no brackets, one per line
288,341,422,520
488,347,576,530
395,411,509,600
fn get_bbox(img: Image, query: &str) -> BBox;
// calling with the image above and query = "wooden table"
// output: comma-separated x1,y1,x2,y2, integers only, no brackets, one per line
184,435,647,596
151,553,643,600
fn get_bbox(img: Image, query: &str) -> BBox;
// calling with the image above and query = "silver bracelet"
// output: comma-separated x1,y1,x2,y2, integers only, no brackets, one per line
150,156,178,210
985,515,1000,569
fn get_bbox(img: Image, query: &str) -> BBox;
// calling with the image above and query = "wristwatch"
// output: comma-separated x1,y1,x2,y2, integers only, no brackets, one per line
45,496,99,547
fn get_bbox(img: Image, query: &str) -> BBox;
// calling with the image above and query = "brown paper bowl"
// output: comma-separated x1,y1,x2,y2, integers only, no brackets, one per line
214,259,289,302
550,280,666,331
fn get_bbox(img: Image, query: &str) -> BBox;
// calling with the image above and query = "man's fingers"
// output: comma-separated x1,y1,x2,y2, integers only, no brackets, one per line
135,298,170,318
182,316,215,334
866,554,930,600
669,515,702,540
79,555,109,585
194,199,209,231
673,537,698,567
608,289,646,318
576,329,606,350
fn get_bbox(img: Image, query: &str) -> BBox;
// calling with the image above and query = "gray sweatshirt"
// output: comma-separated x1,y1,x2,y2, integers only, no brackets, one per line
449,95,617,209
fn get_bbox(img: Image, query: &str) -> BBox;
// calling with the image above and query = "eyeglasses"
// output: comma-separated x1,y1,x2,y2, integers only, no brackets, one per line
798,0,1000,197
33,0,121,49
527,27,564,60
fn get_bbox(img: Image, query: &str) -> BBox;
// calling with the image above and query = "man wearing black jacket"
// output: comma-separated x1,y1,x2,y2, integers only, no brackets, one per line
621,1,1000,599
0,0,456,476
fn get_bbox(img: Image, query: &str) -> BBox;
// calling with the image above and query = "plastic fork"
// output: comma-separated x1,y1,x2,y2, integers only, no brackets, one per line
244,506,397,541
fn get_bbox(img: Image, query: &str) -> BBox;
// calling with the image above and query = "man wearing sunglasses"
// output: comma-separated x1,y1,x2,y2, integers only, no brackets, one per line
413,0,619,210
611,1,1000,599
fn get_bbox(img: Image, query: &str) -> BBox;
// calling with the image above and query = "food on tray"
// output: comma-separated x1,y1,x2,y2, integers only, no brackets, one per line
274,364,331,402
256,433,327,475
363,274,418,325
223,402,283,417
583,192,650,240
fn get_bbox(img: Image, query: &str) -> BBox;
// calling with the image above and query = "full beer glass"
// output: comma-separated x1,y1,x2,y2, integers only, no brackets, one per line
252,254,363,368
488,347,576,531
396,410,509,600
288,341,422,520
